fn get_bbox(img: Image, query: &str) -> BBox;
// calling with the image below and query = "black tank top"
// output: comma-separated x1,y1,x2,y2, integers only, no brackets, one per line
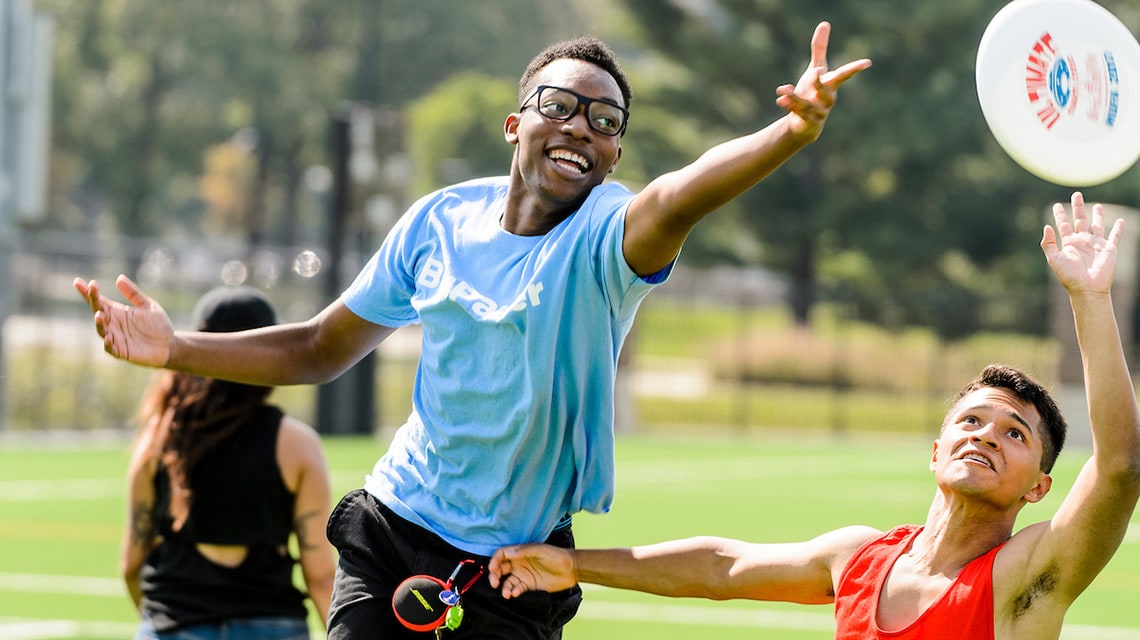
140,405,308,630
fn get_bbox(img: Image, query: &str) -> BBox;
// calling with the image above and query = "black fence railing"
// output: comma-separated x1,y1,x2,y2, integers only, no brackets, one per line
0,230,1067,439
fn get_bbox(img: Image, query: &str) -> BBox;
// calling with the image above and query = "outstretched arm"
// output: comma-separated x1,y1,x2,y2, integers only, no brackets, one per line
622,21,871,276
74,274,396,385
1019,192,1140,603
489,526,878,603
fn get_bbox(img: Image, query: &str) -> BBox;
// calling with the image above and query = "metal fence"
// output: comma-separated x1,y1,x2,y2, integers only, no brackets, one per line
1,229,1066,439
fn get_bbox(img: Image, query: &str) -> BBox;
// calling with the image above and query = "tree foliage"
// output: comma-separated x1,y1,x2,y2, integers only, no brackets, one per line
33,0,1140,341
618,0,1140,338
39,0,595,245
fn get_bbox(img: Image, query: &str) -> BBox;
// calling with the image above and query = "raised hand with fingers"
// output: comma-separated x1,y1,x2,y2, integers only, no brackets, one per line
73,274,174,367
775,21,872,143
1041,191,1123,296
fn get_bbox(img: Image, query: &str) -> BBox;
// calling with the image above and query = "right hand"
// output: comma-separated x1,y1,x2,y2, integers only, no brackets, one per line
774,21,872,144
488,543,577,599
1040,191,1122,296
73,275,174,367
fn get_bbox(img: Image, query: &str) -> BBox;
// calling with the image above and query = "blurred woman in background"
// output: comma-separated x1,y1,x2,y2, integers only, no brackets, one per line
121,286,335,639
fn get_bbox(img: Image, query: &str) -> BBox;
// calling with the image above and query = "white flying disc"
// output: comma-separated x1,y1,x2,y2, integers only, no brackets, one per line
976,0,1140,186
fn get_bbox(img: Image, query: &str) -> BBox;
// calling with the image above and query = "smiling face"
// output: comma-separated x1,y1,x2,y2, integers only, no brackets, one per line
931,386,1052,508
504,58,624,226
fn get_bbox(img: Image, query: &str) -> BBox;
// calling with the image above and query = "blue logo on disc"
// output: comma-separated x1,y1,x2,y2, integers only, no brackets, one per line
1049,58,1072,108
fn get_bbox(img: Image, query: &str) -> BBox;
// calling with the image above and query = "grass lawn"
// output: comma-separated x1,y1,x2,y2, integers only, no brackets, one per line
2,430,1139,639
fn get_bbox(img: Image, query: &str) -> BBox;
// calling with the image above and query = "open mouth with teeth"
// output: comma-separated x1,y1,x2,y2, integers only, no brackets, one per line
548,148,591,174
961,452,995,470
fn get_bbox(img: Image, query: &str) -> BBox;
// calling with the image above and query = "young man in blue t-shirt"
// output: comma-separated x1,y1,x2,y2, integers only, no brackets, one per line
76,22,869,638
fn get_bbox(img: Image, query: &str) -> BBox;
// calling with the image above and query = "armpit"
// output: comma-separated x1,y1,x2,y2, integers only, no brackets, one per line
1012,563,1060,618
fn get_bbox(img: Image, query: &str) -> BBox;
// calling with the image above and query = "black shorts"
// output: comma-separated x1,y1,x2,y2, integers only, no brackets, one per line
326,489,583,639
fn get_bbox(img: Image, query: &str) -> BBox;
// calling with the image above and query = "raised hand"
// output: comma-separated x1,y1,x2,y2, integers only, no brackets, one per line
1041,191,1123,296
775,21,872,142
488,544,577,599
73,275,174,367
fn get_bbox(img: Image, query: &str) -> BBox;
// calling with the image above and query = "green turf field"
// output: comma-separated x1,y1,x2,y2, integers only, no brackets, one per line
1,431,1138,639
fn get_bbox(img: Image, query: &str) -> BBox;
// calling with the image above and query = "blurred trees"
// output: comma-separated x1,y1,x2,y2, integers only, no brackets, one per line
37,0,594,248
41,0,348,257
619,0,1140,338
32,0,1140,340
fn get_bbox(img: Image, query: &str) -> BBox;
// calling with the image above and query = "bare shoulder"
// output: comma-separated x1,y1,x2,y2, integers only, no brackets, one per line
825,525,882,546
809,525,883,575
278,414,322,445
126,427,162,488
818,525,883,590
275,414,328,491
823,525,882,560
277,414,325,458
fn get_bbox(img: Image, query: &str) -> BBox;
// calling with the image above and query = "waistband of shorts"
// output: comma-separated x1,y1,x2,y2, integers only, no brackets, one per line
553,513,573,531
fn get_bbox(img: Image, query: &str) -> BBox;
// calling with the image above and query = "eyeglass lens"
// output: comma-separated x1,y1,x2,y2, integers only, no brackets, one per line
534,86,626,136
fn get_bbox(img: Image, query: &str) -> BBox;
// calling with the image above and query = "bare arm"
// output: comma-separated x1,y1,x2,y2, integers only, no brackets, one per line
120,431,160,610
622,22,871,276
74,275,395,385
489,526,878,603
1016,192,1140,603
277,416,336,626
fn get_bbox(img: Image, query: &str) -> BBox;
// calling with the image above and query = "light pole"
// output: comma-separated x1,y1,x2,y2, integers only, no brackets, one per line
0,0,53,429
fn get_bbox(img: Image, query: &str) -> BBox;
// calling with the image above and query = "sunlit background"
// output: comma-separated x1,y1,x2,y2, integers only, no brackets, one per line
2,0,1140,638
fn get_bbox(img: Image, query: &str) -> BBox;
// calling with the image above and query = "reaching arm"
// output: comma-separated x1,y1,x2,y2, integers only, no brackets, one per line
74,275,396,385
622,21,871,276
1019,192,1140,602
489,526,878,603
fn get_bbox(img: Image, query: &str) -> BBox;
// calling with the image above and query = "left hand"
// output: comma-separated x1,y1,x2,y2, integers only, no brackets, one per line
776,21,872,142
1041,191,1123,295
488,544,577,599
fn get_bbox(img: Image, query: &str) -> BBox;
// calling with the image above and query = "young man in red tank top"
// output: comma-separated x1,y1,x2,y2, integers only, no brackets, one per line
487,191,1140,640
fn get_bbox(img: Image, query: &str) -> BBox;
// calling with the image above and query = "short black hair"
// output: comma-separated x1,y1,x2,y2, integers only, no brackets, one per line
945,364,1067,473
518,36,633,109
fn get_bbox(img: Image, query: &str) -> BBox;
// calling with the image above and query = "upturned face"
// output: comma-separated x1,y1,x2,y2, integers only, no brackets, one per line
505,58,624,218
931,386,1052,508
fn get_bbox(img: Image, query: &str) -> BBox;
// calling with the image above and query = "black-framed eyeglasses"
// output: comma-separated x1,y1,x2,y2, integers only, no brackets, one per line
520,85,629,137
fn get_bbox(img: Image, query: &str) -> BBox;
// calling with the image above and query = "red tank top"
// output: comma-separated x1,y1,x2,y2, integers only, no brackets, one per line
834,525,1002,639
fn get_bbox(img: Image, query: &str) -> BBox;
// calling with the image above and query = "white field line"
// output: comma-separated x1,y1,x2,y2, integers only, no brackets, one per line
7,464,1140,533
0,459,838,504
0,580,1136,638
0,479,121,502
1061,626,1140,640
0,619,137,640
0,472,363,502
575,593,1140,639
6,469,1140,542
0,618,327,640
577,598,835,631
0,573,123,597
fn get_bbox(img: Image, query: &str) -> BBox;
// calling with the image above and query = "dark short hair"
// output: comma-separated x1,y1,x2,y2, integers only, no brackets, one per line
945,364,1067,473
518,36,633,109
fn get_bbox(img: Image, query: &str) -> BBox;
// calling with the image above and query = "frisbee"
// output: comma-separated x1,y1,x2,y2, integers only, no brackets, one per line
976,0,1140,186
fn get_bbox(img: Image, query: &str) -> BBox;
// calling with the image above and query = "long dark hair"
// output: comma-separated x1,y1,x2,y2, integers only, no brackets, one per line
139,373,273,528
135,286,277,528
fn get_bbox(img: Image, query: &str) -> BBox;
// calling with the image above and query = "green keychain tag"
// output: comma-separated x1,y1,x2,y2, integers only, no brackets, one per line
445,604,464,630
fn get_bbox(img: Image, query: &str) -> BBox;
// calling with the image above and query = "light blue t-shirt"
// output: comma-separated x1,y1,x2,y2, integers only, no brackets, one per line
341,176,667,556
